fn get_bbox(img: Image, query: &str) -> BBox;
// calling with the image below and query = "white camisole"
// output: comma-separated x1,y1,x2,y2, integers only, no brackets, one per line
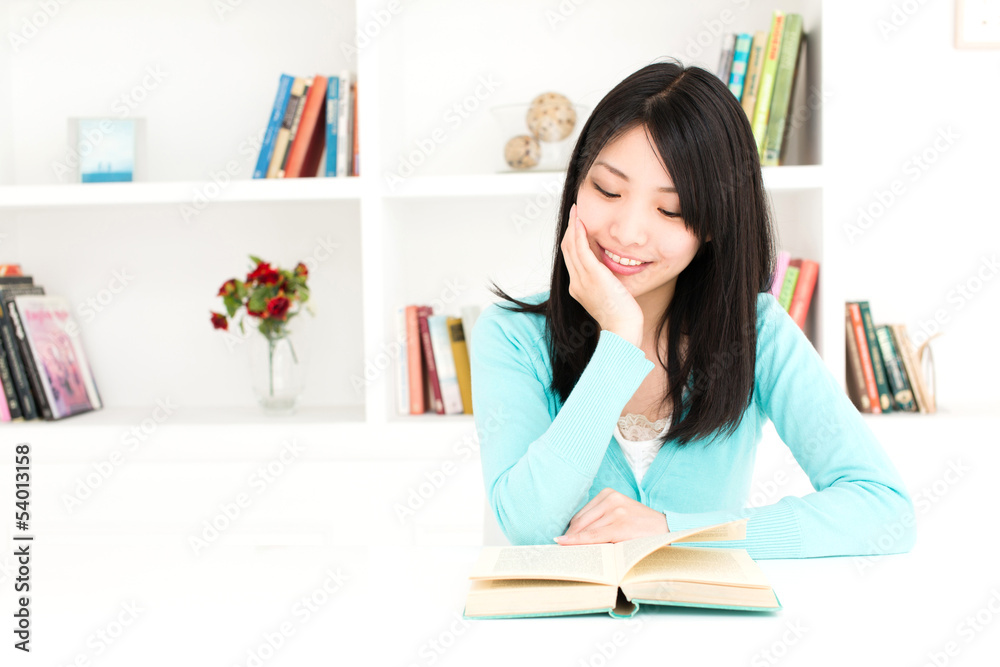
614,413,671,484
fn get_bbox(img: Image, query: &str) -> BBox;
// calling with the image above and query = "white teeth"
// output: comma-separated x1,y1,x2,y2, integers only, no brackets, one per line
604,248,646,266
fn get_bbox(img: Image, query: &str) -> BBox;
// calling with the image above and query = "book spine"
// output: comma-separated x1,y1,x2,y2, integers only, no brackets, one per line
777,261,799,311
266,77,307,178
716,32,736,83
325,76,340,177
284,74,328,178
277,77,312,178
761,13,804,166
740,30,768,120
890,324,929,414
406,305,424,414
336,70,352,178
876,325,917,412
448,316,473,415
847,302,882,414
429,315,463,414
787,258,818,330
253,73,294,179
751,11,786,157
0,302,37,420
844,306,871,412
7,300,53,420
0,335,24,420
351,81,359,176
727,33,753,99
769,250,790,297
396,306,409,416
848,302,882,414
418,306,444,415
857,301,893,412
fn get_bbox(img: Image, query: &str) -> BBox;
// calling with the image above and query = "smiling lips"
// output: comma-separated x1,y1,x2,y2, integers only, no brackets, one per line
598,245,651,275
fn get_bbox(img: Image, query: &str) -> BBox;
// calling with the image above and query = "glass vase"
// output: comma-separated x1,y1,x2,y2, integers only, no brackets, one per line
248,326,307,415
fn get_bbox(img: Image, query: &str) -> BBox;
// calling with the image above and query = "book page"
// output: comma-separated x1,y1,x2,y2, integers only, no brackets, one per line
620,546,771,588
465,579,618,618
469,543,617,585
614,519,748,579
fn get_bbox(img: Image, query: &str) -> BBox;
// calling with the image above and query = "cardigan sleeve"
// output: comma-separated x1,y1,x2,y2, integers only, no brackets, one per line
661,293,917,559
470,304,654,545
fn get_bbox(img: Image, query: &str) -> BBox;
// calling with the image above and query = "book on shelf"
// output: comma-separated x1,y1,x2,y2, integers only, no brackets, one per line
0,273,103,422
768,252,817,331
282,73,328,178
721,10,806,165
397,303,480,416
761,13,804,167
740,30,768,123
463,518,780,620
844,302,937,414
726,32,753,100
253,71,358,179
716,32,736,85
12,295,102,420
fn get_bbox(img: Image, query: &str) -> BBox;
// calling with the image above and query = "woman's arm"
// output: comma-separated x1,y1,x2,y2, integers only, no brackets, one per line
470,304,654,545
661,293,917,559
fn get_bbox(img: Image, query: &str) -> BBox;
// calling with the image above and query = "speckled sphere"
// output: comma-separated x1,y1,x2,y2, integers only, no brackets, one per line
526,96,577,143
504,134,541,170
529,92,572,112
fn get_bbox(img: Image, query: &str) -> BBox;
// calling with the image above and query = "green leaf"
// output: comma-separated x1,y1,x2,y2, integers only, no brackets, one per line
223,295,240,318
249,254,264,266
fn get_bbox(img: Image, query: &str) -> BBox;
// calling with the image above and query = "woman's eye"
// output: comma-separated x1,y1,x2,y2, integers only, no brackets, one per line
593,182,618,198
659,209,681,218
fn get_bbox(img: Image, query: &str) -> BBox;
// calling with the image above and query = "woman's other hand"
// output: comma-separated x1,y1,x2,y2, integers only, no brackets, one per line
554,487,669,544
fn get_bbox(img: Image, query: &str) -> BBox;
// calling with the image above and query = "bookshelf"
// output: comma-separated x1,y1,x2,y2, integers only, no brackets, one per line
0,0,834,434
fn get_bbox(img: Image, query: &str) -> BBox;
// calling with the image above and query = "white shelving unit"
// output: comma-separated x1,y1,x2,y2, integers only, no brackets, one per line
0,0,952,547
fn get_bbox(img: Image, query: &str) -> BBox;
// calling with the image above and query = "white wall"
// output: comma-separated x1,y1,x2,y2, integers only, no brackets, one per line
825,1,1000,412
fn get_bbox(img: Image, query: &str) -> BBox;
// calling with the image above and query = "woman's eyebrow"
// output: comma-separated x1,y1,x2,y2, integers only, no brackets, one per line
595,160,676,193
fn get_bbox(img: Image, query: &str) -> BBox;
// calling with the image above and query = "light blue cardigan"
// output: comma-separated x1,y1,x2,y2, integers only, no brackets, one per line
469,290,916,559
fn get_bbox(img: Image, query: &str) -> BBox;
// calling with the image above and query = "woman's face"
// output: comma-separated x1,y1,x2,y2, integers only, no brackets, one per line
575,124,705,308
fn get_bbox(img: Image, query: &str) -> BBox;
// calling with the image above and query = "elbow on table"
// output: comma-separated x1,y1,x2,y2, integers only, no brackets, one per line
864,482,918,556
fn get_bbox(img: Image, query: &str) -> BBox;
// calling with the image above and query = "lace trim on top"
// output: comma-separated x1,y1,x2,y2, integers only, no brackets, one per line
616,413,670,442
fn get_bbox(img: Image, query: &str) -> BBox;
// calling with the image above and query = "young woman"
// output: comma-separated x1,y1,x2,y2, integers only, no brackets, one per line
469,61,916,559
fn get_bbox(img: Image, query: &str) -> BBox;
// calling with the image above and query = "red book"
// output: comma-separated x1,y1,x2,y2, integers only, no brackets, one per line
847,302,881,414
351,81,359,176
788,259,818,330
406,305,424,414
417,305,444,415
283,74,328,178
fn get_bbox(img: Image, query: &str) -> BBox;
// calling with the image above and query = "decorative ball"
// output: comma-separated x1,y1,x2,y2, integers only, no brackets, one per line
529,92,572,111
526,98,577,143
504,134,541,170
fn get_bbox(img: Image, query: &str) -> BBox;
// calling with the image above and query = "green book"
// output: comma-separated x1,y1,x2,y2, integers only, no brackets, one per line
875,325,917,412
762,13,804,167
751,10,786,157
777,264,799,311
857,301,894,412
463,519,781,619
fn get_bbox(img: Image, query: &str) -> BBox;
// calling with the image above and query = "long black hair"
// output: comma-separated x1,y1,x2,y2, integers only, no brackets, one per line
488,60,777,446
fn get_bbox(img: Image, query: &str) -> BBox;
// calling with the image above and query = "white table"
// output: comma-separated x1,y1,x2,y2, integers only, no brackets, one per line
2,411,996,665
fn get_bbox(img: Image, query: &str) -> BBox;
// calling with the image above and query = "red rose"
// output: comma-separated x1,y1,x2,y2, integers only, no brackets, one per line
217,279,237,297
247,306,266,318
246,262,280,285
210,312,229,330
266,295,291,320
294,262,309,278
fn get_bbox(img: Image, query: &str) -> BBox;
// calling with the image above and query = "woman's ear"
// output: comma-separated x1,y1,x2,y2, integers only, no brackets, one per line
705,233,713,242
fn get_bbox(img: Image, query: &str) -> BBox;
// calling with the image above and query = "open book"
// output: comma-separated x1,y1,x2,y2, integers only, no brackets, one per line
463,519,780,619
